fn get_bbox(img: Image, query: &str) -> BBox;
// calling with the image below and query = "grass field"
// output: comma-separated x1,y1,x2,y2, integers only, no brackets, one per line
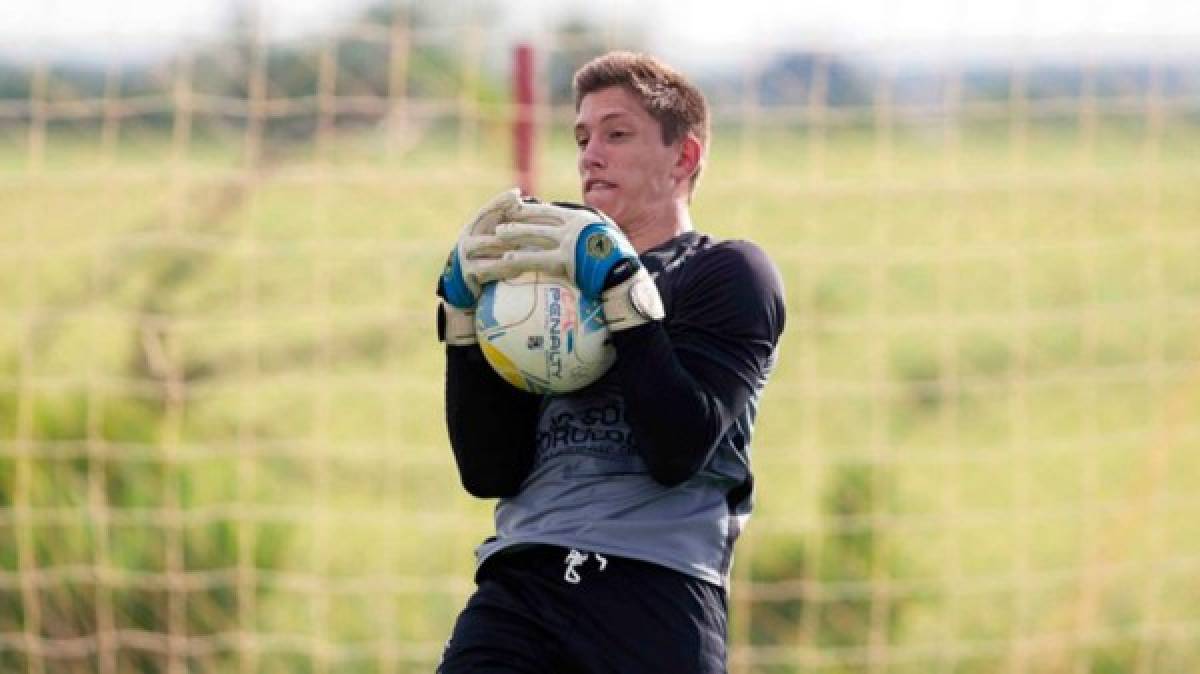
1,110,1199,673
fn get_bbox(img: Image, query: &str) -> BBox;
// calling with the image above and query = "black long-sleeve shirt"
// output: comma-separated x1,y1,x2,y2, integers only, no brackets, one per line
445,231,786,586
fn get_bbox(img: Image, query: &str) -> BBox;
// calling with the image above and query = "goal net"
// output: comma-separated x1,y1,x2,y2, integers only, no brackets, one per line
1,3,1198,673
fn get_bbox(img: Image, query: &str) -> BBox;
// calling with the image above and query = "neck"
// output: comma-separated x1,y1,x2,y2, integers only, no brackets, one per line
626,198,694,254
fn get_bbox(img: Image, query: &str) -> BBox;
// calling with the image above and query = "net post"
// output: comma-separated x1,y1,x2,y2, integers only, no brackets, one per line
514,43,537,197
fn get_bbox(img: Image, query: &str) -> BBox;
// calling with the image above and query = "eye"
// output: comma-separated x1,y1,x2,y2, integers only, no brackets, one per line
575,136,589,149
608,130,628,141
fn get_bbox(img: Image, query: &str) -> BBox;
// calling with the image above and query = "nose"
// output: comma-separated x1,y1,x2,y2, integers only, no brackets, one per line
579,138,605,171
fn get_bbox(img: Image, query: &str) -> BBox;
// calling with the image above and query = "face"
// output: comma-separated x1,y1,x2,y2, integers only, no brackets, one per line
574,86,682,229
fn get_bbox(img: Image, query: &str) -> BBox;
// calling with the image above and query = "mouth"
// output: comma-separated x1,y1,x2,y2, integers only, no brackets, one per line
584,179,616,194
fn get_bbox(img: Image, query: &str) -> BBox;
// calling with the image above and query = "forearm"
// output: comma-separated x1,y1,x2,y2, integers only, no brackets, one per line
611,323,748,487
445,345,541,498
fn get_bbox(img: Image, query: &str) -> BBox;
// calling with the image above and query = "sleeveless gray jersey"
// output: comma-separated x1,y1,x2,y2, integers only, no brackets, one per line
475,232,785,587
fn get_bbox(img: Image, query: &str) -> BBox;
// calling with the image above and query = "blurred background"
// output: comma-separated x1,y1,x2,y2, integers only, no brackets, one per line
1,0,1199,672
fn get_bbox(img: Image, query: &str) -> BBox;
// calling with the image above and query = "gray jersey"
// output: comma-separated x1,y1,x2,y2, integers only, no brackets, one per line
476,232,785,587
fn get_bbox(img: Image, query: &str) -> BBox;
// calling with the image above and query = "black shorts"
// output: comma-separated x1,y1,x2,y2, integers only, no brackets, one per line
437,544,728,674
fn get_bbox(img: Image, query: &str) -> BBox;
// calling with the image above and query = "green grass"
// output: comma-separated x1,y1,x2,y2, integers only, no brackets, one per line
1,112,1199,672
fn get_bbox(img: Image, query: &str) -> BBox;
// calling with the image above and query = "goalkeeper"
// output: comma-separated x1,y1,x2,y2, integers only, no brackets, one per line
436,51,786,673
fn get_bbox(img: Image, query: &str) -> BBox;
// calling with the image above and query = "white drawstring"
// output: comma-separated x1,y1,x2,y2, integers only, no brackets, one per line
563,549,608,584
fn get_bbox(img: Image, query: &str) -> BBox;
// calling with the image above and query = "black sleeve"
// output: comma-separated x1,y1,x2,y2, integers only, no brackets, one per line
444,344,542,498
611,241,786,487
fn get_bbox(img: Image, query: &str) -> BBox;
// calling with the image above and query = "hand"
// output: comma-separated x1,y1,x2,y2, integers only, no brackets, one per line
490,201,633,299
492,200,665,332
437,188,527,309
436,188,527,345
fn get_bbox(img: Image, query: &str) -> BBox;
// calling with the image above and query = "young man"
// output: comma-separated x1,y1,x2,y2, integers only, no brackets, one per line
435,51,786,673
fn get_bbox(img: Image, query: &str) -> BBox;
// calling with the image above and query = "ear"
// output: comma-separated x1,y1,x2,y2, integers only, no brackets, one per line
672,133,703,187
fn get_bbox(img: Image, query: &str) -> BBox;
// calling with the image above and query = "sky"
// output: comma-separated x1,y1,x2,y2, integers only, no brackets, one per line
1,0,1198,67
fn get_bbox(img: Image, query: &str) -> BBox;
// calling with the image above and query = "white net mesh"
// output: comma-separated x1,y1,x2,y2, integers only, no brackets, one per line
1,2,1198,673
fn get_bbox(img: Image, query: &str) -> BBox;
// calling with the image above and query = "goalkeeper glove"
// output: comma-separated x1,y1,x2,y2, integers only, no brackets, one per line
436,188,529,345
490,200,665,332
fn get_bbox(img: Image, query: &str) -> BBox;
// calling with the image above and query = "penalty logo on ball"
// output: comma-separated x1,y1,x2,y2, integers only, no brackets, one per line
543,286,571,381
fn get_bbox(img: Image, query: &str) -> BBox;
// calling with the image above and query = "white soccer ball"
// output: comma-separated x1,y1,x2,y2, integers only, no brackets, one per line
475,272,616,394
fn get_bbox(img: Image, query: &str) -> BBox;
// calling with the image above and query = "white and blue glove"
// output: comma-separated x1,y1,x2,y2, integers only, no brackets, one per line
437,189,529,345
490,201,665,332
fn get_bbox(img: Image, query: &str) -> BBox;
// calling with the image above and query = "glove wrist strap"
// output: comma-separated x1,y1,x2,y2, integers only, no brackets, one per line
601,268,664,332
440,301,478,345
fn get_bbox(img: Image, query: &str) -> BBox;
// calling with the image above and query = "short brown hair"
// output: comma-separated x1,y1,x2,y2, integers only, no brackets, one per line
573,51,710,198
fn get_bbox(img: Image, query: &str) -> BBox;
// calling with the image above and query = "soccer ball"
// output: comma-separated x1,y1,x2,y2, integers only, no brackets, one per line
475,272,615,394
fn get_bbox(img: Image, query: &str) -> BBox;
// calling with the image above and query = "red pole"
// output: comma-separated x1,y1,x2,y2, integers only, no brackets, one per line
513,43,536,197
